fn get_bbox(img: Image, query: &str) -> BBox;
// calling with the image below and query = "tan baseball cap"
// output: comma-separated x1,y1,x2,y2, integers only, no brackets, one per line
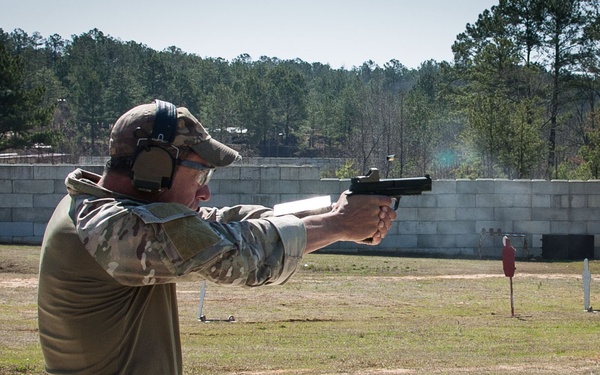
109,101,241,167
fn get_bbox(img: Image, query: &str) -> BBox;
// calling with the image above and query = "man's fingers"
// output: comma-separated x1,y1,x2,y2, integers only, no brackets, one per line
374,195,394,207
349,194,393,208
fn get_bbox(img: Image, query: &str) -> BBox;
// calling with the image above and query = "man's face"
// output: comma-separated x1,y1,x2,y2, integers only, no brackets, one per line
160,152,213,210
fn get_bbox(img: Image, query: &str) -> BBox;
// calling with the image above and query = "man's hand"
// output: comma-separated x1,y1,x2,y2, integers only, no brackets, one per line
357,205,396,245
302,192,397,252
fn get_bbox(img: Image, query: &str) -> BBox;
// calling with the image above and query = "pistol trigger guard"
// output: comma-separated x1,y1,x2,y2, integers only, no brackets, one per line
359,237,375,244
391,197,400,210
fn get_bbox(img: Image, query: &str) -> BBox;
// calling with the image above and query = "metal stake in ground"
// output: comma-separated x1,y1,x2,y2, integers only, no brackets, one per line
502,236,516,317
197,280,236,323
197,280,206,321
583,258,592,312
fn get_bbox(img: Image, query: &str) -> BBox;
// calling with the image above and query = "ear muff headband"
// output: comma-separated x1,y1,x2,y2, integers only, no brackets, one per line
131,100,178,193
153,99,178,143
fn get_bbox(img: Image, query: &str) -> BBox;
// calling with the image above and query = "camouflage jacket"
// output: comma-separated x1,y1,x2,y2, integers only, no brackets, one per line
66,169,306,287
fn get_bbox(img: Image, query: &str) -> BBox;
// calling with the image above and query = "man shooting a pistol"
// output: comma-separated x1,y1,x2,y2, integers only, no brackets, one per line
38,100,397,374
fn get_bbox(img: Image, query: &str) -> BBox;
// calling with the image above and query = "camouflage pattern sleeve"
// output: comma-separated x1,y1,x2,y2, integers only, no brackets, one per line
198,205,274,222
72,195,306,287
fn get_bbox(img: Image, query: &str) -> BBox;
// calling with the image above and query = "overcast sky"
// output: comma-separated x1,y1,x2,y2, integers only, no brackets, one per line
1,0,499,69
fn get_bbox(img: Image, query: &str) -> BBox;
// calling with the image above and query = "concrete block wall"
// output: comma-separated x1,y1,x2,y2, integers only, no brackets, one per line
1,164,599,259
0,165,103,244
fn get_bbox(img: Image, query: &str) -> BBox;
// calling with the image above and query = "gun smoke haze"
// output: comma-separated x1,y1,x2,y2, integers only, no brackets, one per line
435,150,460,170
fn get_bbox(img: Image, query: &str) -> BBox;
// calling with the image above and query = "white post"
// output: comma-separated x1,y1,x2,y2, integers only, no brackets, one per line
198,280,206,320
583,258,591,312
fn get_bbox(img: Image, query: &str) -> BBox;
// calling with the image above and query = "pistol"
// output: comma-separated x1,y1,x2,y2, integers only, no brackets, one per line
348,168,432,210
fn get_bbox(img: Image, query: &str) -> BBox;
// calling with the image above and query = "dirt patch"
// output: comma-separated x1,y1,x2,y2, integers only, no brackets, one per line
0,245,40,275
0,277,38,288
392,272,587,280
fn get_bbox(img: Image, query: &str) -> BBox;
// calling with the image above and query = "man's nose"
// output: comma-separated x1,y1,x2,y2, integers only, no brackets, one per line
197,185,211,201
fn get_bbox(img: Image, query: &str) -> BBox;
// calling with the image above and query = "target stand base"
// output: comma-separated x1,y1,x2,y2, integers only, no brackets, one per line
198,315,236,323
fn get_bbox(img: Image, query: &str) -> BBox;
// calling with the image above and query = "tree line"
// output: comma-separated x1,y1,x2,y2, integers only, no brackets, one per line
1,0,599,179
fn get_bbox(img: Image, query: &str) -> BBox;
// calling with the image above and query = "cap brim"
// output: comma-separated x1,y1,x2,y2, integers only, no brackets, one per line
190,138,241,167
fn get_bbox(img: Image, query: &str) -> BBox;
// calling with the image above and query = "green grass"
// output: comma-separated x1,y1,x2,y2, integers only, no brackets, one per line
1,245,599,374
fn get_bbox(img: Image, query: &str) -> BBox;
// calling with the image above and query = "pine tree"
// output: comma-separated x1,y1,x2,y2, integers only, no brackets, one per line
0,34,54,151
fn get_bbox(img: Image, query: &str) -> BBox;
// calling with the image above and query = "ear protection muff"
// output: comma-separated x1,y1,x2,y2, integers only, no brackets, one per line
131,100,179,193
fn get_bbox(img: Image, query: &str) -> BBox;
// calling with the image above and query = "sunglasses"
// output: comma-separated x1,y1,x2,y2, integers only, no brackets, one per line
177,159,215,186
